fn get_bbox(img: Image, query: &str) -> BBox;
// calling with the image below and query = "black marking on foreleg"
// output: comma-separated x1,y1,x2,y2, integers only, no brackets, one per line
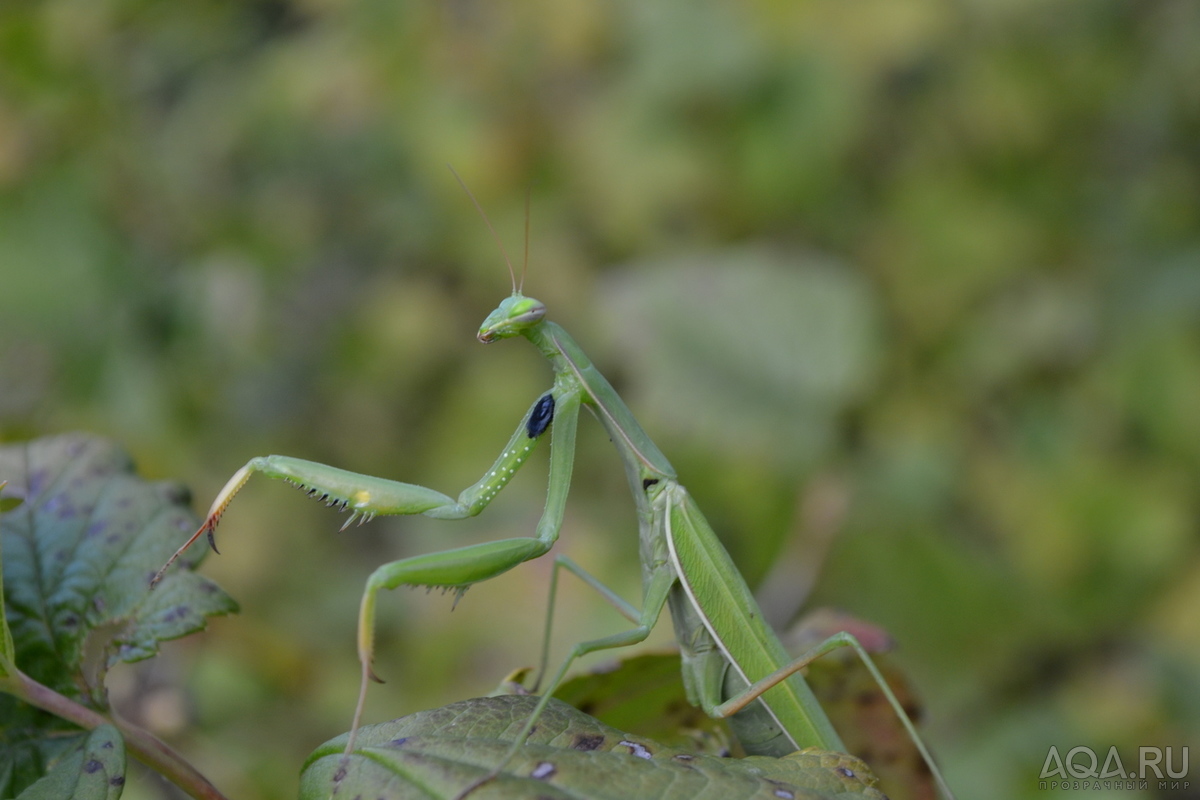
526,393,555,438
642,478,659,491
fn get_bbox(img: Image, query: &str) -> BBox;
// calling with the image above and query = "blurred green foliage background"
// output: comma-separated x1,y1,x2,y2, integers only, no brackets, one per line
2,1,1199,798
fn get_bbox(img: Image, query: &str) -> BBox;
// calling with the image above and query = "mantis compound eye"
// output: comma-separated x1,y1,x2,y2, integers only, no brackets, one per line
510,297,546,324
477,294,547,342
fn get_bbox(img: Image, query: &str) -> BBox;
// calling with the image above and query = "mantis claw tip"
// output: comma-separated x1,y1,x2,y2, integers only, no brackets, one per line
205,524,220,554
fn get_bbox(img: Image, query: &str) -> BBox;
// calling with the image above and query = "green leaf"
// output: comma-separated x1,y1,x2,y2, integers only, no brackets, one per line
0,699,85,798
0,433,238,700
301,695,885,800
0,495,21,515
0,434,237,796
550,614,941,800
551,649,732,755
14,724,125,800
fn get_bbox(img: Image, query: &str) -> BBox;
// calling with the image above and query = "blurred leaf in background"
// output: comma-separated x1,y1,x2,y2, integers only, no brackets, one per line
2,1,1199,798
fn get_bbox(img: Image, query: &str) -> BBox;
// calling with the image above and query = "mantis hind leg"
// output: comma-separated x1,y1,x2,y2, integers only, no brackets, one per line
713,631,956,800
451,562,677,800
533,554,641,691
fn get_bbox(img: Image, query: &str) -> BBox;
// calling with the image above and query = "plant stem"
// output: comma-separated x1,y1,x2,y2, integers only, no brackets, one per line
3,667,230,800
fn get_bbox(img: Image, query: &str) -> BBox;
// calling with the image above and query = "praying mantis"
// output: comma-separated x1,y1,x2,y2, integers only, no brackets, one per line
153,176,956,800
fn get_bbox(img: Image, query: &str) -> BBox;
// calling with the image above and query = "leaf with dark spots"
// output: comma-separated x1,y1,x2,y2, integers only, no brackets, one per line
571,733,604,751
12,724,125,800
619,740,653,759
0,698,84,797
552,649,730,754
161,604,191,624
0,435,237,796
301,695,885,800
0,434,237,698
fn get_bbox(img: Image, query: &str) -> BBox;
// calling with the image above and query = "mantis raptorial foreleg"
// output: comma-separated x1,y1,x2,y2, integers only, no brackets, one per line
153,390,562,580
341,388,583,751
152,387,581,757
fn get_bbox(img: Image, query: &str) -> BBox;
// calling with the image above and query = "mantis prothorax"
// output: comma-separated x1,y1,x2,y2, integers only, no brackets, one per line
152,174,956,800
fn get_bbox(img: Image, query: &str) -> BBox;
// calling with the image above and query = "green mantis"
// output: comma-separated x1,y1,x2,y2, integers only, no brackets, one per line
153,180,955,800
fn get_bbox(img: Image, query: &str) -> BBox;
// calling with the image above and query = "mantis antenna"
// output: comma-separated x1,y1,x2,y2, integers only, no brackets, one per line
521,187,530,293
447,165,518,294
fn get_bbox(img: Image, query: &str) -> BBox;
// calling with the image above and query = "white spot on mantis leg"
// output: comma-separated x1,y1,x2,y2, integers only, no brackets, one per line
773,790,794,799
530,762,556,780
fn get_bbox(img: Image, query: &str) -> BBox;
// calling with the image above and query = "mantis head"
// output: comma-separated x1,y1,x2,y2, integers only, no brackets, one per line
447,168,542,343
478,293,546,343
446,168,542,344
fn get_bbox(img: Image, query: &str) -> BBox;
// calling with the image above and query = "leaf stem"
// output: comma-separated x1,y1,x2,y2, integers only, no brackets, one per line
3,666,230,800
